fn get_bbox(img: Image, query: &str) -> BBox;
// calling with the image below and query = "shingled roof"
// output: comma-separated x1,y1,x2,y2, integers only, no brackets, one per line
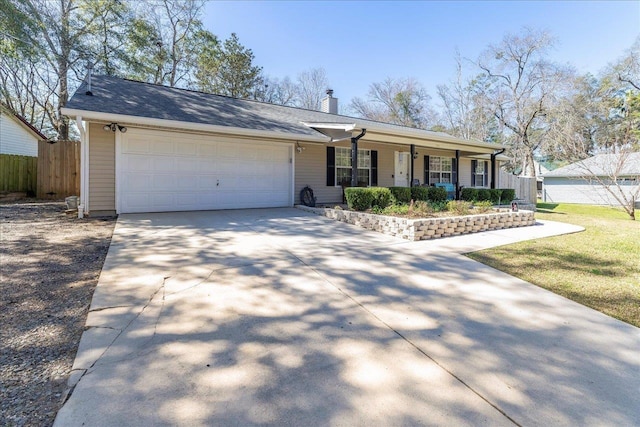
543,153,640,177
64,75,503,153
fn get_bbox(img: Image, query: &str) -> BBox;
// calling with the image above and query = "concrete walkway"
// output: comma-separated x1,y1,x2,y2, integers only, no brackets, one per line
54,208,640,426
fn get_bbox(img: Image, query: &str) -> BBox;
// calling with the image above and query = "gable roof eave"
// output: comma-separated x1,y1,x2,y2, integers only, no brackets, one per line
0,104,48,141
62,107,330,143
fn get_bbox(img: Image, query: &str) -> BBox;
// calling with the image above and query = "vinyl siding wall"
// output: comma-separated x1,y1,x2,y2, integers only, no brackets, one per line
0,112,38,156
88,122,116,212
543,177,640,205
294,142,492,204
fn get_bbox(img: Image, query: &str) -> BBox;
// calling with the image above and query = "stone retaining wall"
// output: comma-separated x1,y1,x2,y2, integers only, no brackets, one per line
296,205,536,241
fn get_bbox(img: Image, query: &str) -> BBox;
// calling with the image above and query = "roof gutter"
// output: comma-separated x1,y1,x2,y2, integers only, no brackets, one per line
61,108,329,143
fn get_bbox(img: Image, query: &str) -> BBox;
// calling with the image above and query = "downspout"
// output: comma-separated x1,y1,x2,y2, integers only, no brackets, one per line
350,129,366,187
410,144,415,187
491,148,506,189
75,116,87,218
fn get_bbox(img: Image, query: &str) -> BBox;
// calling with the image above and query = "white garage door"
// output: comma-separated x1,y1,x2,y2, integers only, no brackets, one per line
119,129,292,213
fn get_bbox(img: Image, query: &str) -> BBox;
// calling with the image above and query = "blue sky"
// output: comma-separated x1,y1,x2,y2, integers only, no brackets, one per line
203,1,639,110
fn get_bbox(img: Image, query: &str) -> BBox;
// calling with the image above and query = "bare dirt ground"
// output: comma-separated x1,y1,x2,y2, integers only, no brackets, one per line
0,200,115,427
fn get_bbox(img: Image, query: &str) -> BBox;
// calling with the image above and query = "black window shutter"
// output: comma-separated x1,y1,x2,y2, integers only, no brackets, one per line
452,157,457,185
326,146,335,186
424,155,430,184
471,160,477,187
483,160,489,187
371,150,378,186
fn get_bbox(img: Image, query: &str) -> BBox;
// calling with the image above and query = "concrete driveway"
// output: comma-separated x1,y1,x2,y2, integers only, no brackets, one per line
55,208,640,426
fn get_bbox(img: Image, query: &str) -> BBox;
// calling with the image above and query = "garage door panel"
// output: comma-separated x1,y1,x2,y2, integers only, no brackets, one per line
120,129,292,213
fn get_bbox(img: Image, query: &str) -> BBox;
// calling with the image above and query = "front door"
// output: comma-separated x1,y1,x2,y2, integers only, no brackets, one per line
394,151,410,187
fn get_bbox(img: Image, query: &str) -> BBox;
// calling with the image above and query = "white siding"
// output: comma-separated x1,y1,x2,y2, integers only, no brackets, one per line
0,111,38,156
294,143,494,204
543,177,640,205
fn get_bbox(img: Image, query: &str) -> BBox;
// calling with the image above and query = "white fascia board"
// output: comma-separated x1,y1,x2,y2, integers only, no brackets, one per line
364,125,505,151
468,153,511,161
61,108,329,143
300,122,357,131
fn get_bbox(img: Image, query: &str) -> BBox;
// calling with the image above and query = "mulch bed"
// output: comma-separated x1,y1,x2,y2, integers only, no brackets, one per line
0,200,115,427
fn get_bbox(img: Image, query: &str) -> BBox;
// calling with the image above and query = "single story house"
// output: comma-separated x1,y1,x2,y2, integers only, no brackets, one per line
0,103,46,157
62,75,509,216
542,153,640,206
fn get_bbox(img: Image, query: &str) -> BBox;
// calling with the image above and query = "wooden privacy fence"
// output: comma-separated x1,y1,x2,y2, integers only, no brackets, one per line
0,154,37,193
499,169,537,205
37,140,80,199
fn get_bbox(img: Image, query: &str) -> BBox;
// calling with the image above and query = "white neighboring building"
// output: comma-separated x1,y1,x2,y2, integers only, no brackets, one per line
0,105,46,157
542,153,640,206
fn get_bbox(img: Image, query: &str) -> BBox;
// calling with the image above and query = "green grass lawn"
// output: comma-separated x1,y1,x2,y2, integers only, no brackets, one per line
467,202,640,327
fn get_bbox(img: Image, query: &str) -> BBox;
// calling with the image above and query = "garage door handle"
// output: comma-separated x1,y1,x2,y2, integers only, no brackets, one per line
217,180,219,187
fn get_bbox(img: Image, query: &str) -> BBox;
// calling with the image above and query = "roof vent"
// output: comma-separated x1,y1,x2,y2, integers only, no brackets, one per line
321,89,337,114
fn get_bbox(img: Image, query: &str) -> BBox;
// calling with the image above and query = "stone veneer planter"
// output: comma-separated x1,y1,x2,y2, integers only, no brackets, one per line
296,205,536,241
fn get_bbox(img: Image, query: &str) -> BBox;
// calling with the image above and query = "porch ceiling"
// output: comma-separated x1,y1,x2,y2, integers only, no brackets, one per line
301,122,505,155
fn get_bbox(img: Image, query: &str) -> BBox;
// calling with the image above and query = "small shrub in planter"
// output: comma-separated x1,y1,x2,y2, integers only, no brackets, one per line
430,201,448,212
461,187,478,201
473,200,494,213
428,186,448,202
412,200,435,216
389,187,412,204
476,188,492,202
489,189,503,204
500,188,516,203
446,200,472,216
369,187,393,209
411,186,429,202
345,188,374,211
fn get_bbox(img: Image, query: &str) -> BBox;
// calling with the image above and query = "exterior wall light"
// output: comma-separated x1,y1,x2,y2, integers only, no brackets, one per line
102,123,127,133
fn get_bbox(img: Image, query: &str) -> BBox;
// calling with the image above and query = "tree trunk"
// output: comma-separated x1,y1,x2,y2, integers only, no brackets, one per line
57,0,71,140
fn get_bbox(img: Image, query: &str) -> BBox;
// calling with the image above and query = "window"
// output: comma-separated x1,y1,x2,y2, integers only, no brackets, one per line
335,147,371,186
428,156,453,185
472,160,488,187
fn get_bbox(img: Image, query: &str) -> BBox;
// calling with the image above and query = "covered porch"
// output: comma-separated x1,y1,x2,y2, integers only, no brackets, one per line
296,122,509,205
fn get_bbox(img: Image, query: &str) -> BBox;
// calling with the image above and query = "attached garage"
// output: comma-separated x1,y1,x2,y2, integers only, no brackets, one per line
118,129,293,213
63,75,511,216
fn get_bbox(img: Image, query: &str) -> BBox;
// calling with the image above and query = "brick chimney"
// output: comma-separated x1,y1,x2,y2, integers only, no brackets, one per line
321,89,338,114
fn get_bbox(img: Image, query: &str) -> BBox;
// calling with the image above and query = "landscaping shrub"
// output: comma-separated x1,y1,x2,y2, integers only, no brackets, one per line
345,187,374,211
427,186,448,202
389,187,412,204
411,186,429,202
460,187,478,201
446,200,472,216
430,201,448,212
374,203,409,216
476,188,492,202
412,200,435,216
369,187,393,209
500,188,516,202
489,189,503,204
473,200,494,213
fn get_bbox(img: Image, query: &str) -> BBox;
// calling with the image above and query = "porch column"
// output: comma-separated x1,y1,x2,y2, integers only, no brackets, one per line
350,129,366,187
351,136,358,187
410,144,415,186
455,150,460,200
491,152,496,189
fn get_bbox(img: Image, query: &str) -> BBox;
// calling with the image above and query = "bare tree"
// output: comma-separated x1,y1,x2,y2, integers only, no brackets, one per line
478,28,572,177
349,77,435,128
295,68,329,110
437,52,501,142
132,0,204,87
255,75,297,105
569,151,640,220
